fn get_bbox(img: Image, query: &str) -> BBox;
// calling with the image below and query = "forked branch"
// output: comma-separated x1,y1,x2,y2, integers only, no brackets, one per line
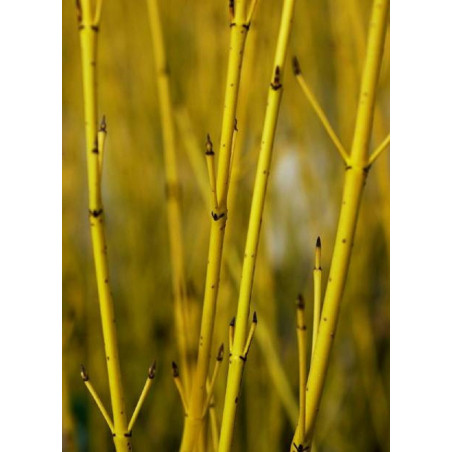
292,57,349,164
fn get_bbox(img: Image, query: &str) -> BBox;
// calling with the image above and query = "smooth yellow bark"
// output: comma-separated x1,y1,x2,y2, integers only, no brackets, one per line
77,1,130,450
218,0,296,450
300,0,389,445
179,2,253,450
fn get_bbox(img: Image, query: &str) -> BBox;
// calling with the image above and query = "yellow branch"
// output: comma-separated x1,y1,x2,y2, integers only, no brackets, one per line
301,0,389,445
203,344,225,416
80,365,114,433
127,362,157,433
242,311,257,357
205,134,219,210
172,362,189,414
77,2,130,449
311,237,322,359
292,58,349,164
368,133,390,166
209,397,220,452
218,0,296,449
180,113,300,430
93,0,103,26
180,1,256,449
97,115,106,182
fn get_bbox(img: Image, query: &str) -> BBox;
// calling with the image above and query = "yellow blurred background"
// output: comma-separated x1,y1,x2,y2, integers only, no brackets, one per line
63,0,389,450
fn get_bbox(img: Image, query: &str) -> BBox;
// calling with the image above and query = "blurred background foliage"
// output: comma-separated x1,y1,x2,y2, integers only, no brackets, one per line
62,0,389,450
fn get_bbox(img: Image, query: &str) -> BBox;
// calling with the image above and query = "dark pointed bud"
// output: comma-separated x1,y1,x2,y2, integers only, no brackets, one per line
252,311,258,323
316,236,321,248
171,361,179,378
75,0,82,23
274,66,281,83
217,344,224,361
100,115,107,132
296,294,305,310
229,317,236,327
80,364,89,381
229,0,235,19
148,361,157,379
292,57,302,75
206,134,214,155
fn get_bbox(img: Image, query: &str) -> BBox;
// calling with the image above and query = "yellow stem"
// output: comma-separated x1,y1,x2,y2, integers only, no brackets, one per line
77,3,130,450
80,365,114,433
203,344,224,416
228,120,239,190
302,0,389,444
146,0,191,389
209,397,220,452
368,133,390,166
127,362,156,433
242,312,257,357
93,0,103,25
179,111,300,430
205,134,219,210
291,296,307,451
292,58,349,164
180,1,253,449
97,115,106,182
173,362,189,414
245,0,260,26
229,317,236,353
312,237,322,359
218,0,296,449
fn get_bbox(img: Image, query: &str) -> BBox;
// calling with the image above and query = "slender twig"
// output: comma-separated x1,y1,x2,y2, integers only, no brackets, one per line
311,237,322,359
300,0,390,445
172,362,189,414
245,0,260,26
292,57,349,164
127,362,157,433
218,0,297,449
93,0,103,26
203,344,224,416
180,0,255,449
229,317,236,352
80,365,114,433
180,113,300,429
368,133,390,166
97,115,107,181
242,311,258,357
205,134,219,210
208,397,220,452
77,2,130,449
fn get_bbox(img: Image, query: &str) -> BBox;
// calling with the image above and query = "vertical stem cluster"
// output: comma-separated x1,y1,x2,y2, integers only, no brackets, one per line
294,0,389,446
146,0,191,389
218,0,296,450
77,0,130,449
180,1,254,450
